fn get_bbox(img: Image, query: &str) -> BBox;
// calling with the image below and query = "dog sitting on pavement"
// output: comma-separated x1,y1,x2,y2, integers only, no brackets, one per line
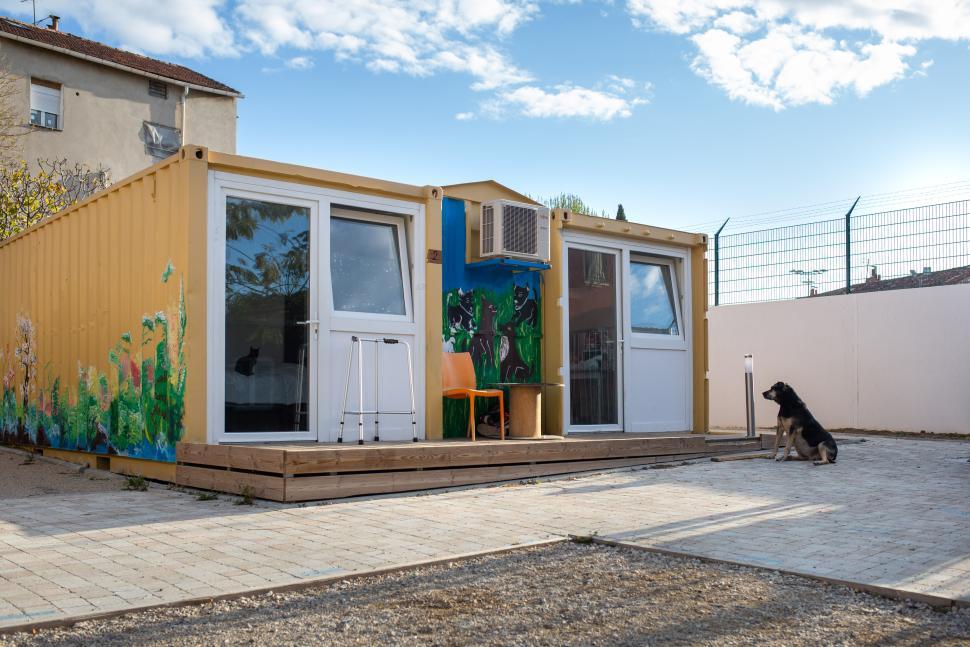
762,382,838,465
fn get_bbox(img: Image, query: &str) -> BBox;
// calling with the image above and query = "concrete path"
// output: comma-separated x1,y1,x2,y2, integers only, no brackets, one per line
1,436,968,631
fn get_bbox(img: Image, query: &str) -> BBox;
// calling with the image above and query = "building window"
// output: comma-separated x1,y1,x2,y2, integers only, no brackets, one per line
148,80,168,99
330,208,411,318
29,79,61,130
630,258,681,336
142,121,181,158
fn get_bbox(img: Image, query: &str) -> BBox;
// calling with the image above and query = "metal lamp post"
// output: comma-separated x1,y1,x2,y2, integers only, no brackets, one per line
744,354,755,438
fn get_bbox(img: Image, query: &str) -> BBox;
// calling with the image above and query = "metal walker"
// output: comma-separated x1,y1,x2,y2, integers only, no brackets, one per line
338,336,418,444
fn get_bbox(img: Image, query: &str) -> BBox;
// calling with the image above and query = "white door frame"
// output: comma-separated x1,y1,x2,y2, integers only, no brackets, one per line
206,171,426,444
561,231,693,435
562,239,625,433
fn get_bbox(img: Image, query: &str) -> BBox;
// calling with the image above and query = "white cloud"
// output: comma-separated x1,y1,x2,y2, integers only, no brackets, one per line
454,111,476,120
2,0,238,57
285,56,315,70
235,0,536,91
627,0,970,108
487,82,649,120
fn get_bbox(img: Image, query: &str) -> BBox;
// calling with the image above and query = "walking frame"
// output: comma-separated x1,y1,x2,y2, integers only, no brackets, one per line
339,336,418,445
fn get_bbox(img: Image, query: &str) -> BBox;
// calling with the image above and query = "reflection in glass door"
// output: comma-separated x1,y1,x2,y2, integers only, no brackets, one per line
567,247,621,427
224,197,312,433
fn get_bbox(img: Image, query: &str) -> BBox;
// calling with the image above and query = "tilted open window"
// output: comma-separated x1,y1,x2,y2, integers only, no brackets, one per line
629,257,682,337
329,207,411,320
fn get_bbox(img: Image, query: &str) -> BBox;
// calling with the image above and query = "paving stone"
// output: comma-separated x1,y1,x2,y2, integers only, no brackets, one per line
0,436,967,630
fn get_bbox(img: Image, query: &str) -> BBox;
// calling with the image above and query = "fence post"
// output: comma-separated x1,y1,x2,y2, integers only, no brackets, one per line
844,197,860,294
714,218,730,306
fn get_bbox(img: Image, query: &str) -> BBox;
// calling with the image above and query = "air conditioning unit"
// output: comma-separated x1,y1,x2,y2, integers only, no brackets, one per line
479,200,551,262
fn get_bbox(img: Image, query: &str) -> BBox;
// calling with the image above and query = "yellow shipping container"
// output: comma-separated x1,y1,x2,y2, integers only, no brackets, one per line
0,146,707,483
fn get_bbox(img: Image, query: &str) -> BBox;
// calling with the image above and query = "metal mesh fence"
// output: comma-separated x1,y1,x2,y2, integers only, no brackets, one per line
710,200,970,305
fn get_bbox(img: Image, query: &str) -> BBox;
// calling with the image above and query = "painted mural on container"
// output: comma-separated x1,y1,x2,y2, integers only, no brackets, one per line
0,263,186,461
441,197,542,438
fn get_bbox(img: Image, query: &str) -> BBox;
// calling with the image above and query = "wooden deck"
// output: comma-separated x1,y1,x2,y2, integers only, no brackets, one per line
175,434,761,502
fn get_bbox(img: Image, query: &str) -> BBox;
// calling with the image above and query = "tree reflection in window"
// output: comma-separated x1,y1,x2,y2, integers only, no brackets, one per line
224,197,310,433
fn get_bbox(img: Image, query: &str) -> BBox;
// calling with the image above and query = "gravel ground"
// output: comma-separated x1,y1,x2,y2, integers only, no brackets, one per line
0,449,121,499
4,542,968,646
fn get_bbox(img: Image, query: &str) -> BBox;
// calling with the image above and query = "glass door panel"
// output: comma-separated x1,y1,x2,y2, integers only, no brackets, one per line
224,197,311,433
567,247,621,427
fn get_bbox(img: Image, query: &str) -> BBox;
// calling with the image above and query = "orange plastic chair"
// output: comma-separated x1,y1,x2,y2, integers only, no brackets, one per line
442,352,505,441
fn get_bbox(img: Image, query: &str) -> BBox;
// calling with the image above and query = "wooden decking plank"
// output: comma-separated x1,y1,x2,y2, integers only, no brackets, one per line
283,436,707,475
175,465,286,502
283,452,712,502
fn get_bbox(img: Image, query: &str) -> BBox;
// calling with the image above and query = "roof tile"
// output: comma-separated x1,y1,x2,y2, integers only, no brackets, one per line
0,16,239,95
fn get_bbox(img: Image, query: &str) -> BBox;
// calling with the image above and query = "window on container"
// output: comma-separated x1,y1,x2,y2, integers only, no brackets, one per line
142,121,181,158
629,258,681,336
330,208,410,318
29,79,61,129
148,79,168,99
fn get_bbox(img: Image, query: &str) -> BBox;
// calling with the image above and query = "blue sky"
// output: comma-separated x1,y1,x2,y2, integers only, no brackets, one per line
5,1,970,233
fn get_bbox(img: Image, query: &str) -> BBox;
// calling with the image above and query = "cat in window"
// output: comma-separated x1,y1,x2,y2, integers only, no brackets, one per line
234,346,259,376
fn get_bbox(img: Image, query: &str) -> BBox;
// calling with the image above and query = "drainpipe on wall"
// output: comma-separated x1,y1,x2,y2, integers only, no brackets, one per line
181,86,190,146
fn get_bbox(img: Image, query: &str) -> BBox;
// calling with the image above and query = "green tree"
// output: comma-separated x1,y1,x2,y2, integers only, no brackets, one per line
616,203,627,221
0,159,111,240
534,193,609,217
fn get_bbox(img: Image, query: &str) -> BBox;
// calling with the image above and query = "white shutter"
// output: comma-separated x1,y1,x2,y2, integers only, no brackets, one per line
30,83,61,115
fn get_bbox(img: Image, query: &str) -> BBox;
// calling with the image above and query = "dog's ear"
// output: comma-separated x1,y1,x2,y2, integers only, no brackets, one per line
773,381,785,390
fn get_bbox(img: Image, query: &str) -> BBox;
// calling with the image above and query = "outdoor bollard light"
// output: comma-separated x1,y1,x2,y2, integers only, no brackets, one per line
744,354,756,438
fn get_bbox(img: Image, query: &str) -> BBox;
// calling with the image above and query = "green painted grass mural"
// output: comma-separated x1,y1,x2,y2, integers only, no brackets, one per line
0,263,186,461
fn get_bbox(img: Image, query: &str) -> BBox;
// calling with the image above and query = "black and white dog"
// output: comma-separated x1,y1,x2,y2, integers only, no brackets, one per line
762,382,838,465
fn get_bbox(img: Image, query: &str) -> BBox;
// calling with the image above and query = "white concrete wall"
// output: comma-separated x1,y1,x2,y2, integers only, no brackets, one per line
709,283,970,434
1,39,236,181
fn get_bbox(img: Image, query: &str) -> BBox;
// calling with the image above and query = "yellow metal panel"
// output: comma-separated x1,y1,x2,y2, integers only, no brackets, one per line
563,212,706,247
183,147,210,444
541,209,566,435
441,180,541,206
424,188,444,439
207,151,428,201
690,246,710,433
0,152,194,468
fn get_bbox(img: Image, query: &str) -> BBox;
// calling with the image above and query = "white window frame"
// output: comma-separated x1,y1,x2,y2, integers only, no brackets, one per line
210,183,321,443
561,230,694,435
562,240,625,433
207,171,426,445
28,78,62,131
329,206,413,324
628,255,685,342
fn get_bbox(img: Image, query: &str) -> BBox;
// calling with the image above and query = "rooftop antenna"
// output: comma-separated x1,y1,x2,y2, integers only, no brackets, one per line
21,0,36,25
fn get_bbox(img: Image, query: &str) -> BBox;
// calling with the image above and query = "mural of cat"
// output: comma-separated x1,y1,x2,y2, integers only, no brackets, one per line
499,321,532,383
446,289,476,333
510,284,539,328
470,296,497,366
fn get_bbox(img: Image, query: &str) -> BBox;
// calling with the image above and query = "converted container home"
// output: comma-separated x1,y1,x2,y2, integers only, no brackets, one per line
0,146,442,481
0,146,725,497
439,186,709,440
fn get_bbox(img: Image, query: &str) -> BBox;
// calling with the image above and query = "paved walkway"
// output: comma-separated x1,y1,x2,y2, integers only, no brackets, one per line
1,436,968,630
